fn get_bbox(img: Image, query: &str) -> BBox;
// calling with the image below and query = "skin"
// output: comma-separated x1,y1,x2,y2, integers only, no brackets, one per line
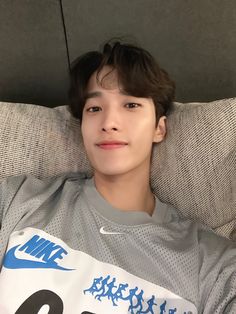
81,66,166,216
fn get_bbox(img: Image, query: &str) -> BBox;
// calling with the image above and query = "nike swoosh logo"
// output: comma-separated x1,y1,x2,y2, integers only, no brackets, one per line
100,226,124,235
3,245,74,271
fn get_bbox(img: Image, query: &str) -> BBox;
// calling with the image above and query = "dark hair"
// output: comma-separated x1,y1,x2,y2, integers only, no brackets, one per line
68,38,175,127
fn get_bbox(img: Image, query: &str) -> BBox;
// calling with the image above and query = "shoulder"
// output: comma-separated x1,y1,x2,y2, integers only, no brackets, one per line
197,222,236,254
0,172,88,208
157,198,235,250
1,171,87,189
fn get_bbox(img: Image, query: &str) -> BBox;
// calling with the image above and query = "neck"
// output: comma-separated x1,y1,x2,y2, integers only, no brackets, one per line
94,169,155,216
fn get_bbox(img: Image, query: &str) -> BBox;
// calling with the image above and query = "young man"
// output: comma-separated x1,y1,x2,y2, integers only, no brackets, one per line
0,39,235,314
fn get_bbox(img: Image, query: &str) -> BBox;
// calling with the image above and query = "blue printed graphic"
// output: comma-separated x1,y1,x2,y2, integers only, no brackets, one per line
3,235,74,271
84,275,192,314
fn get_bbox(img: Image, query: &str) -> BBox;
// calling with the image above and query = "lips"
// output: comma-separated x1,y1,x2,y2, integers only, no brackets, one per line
96,141,128,150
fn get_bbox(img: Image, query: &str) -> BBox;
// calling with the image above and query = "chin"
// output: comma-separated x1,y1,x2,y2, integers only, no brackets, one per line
97,169,128,176
94,166,133,177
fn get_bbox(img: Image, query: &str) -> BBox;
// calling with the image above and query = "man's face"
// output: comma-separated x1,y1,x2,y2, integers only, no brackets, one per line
81,66,166,177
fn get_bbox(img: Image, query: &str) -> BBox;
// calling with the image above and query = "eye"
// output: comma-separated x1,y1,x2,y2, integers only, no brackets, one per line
85,106,101,113
125,103,141,109
85,103,141,113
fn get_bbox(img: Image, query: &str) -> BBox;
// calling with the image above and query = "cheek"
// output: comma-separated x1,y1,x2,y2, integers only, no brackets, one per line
81,122,91,147
131,118,155,141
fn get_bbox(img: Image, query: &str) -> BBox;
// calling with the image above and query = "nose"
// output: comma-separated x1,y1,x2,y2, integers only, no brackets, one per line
102,126,118,132
101,108,120,132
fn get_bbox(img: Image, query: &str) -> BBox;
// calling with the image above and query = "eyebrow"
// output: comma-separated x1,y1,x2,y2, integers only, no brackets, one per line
85,90,130,100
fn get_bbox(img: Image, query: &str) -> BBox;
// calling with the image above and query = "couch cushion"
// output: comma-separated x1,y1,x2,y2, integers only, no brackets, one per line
0,99,235,239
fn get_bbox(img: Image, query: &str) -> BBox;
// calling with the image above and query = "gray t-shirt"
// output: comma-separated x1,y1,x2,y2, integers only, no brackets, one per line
0,172,235,313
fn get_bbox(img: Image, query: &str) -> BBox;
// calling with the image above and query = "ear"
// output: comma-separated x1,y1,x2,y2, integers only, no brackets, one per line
153,116,167,143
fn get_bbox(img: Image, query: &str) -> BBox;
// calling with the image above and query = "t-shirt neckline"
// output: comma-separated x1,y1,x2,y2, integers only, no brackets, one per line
82,176,173,226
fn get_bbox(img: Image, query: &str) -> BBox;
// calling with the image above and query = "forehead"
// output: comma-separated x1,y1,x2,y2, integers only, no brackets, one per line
84,66,154,105
86,66,120,91
85,67,132,101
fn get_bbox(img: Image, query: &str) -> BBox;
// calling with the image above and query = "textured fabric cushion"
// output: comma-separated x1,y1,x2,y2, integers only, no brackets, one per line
0,99,235,240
